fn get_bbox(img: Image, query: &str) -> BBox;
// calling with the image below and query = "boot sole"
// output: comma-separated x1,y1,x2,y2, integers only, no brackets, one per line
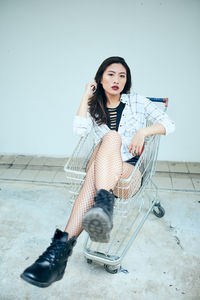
20,271,64,288
82,207,112,243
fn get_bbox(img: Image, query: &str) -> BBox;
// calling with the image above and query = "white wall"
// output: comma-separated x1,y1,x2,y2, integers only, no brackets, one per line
0,0,199,161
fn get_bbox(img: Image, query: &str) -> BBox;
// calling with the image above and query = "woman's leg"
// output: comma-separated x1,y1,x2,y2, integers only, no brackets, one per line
113,162,142,199
65,130,123,239
94,130,123,190
20,143,101,288
82,131,139,242
20,132,141,287
65,131,142,240
64,160,96,239
64,142,101,238
91,130,141,197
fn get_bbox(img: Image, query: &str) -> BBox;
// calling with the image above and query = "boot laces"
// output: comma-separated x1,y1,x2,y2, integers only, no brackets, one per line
94,191,114,213
37,239,67,264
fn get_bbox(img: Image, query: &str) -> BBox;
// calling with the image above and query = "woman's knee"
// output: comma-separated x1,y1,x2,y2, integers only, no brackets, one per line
113,164,142,198
85,160,95,175
102,130,122,145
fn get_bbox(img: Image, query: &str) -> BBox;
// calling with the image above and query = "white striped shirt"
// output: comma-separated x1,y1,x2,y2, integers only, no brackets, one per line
73,92,175,161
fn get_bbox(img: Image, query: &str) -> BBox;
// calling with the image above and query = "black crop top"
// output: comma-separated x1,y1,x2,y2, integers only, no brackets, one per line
105,101,125,131
105,101,140,166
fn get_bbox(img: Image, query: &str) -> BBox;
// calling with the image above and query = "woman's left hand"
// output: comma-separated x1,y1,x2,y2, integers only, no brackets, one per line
128,129,146,156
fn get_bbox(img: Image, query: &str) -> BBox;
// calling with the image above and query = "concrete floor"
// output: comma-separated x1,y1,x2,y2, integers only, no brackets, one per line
0,155,200,192
0,180,200,300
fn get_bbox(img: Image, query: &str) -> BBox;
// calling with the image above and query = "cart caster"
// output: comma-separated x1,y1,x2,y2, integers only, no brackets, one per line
87,259,93,264
104,264,120,274
153,203,165,218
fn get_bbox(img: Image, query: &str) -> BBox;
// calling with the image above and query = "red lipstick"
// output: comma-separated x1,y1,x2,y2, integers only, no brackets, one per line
112,86,119,90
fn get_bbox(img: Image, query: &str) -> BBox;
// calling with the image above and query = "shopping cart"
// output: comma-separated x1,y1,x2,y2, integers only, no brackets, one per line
64,97,168,274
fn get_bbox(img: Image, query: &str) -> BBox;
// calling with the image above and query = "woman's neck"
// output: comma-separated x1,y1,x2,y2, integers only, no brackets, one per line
105,93,120,108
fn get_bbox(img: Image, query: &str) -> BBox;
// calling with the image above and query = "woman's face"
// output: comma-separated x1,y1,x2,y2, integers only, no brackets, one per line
100,63,127,97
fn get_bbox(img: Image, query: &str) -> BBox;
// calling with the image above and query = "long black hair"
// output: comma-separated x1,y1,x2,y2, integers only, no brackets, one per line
88,56,132,125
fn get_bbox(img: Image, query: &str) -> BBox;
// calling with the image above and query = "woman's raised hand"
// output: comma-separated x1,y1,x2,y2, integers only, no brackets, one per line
77,82,97,117
83,82,97,100
128,129,146,156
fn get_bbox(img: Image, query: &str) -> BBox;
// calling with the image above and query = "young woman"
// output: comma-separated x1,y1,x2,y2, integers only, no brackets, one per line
20,57,175,288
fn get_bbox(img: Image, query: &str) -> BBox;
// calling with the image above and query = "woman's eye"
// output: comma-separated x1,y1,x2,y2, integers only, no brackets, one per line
120,75,126,78
108,73,113,76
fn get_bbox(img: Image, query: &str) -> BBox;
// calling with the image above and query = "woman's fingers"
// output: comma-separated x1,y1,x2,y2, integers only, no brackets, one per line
137,145,141,155
90,81,97,90
84,82,97,97
129,143,142,156
90,81,97,93
134,147,139,155
129,130,145,156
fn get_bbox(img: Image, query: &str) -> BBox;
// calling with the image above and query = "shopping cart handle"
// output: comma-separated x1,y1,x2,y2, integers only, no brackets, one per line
147,97,168,107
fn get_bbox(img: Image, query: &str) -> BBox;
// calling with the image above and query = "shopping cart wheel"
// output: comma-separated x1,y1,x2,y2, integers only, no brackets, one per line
153,203,165,218
87,259,93,264
104,264,120,274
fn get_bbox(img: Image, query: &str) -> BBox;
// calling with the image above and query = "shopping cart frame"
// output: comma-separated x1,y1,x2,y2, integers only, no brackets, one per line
64,97,168,274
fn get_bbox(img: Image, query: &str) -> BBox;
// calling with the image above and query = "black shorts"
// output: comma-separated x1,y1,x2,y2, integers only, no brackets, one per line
125,155,140,166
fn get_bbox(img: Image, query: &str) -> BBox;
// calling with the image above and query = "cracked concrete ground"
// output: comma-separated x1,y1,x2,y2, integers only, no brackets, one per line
0,181,199,300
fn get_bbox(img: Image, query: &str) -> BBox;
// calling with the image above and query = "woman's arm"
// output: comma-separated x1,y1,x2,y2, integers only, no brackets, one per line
143,96,175,136
73,82,97,136
76,82,97,118
141,122,166,136
128,123,166,156
77,95,90,118
128,95,175,156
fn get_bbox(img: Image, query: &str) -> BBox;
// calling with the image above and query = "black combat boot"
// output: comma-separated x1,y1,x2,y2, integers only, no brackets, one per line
82,189,115,243
20,229,77,288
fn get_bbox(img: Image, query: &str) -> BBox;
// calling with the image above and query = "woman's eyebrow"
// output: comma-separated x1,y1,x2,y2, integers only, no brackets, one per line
107,70,126,74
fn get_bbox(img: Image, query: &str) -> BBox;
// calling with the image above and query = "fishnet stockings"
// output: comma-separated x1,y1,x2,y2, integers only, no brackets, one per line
95,130,123,190
65,131,141,239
